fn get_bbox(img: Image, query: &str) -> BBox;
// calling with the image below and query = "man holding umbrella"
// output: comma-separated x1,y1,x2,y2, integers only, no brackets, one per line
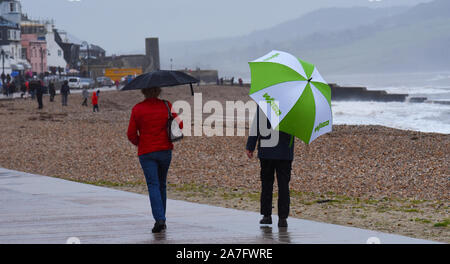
246,108,294,228
246,50,333,228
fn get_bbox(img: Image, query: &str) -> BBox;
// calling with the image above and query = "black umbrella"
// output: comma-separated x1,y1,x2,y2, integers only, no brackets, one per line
121,70,199,96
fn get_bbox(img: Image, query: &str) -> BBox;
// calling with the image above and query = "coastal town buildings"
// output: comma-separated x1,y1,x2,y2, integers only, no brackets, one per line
79,43,105,60
0,0,30,74
0,0,104,78
44,22,66,73
21,33,46,75
54,29,80,71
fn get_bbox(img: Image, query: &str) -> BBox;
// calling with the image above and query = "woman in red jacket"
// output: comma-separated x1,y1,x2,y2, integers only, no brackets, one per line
127,87,182,233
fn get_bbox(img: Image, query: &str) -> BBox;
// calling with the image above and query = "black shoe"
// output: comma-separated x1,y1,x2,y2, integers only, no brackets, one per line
278,218,288,227
152,220,166,233
260,216,272,225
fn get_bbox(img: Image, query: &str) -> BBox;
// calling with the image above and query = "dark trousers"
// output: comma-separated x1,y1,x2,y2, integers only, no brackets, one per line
260,159,292,219
36,95,43,109
82,98,88,106
93,104,99,112
62,94,68,106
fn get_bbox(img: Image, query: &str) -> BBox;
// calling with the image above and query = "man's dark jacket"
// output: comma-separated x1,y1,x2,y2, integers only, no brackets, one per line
31,81,43,96
246,108,295,161
60,84,70,95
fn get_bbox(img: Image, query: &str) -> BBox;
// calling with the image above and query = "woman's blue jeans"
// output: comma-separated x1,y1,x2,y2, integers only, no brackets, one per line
139,150,172,221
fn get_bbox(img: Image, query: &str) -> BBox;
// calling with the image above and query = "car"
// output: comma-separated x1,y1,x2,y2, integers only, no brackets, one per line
80,78,95,89
96,77,114,87
68,77,82,89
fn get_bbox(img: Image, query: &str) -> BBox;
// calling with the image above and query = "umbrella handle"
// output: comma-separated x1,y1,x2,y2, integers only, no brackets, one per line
190,83,194,96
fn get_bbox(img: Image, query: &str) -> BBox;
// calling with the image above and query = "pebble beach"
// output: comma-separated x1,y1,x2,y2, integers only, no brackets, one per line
0,85,448,242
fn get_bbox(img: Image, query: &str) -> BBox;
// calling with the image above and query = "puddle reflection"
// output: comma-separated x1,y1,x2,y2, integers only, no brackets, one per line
260,226,291,243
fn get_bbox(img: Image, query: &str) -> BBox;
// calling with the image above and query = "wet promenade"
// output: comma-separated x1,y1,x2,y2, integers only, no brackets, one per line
0,168,436,244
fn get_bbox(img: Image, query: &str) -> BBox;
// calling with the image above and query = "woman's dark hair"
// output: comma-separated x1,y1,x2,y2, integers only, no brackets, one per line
142,87,161,99
64,80,68,85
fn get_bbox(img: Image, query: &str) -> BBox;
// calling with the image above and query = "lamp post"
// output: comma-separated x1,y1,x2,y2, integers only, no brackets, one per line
82,41,90,78
39,47,44,75
1,49,5,75
37,47,48,79
0,49,5,87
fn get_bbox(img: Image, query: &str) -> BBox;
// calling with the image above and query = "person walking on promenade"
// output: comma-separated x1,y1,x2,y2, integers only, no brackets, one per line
60,80,70,106
82,88,89,106
48,81,56,102
31,77,44,110
4,82,9,97
246,107,295,228
127,87,183,233
1,73,5,89
29,79,36,100
92,91,99,112
25,80,30,98
20,80,27,99
9,81,16,97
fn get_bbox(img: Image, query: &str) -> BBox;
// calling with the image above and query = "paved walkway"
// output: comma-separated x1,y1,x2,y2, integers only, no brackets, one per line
0,168,437,244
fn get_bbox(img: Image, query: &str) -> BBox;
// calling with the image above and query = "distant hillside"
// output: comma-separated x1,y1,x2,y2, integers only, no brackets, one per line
160,0,450,77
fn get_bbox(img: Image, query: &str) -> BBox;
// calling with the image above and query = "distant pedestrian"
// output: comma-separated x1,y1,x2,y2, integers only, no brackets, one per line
29,79,35,100
25,80,30,96
82,88,89,106
4,82,9,97
92,91,99,112
20,82,26,99
115,80,120,89
48,82,56,102
9,81,16,97
1,73,5,87
31,77,44,109
60,80,70,106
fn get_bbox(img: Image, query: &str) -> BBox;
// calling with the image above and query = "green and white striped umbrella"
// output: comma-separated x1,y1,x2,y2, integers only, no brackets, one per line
248,50,332,144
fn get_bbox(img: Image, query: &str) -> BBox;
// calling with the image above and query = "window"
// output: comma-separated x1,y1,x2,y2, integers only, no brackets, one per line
10,3,15,12
58,50,62,57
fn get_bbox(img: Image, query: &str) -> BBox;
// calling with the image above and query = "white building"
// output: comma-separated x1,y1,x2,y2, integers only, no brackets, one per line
44,22,66,71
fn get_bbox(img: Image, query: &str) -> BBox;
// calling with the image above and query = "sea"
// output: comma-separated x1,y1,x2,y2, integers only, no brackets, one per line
326,72,450,134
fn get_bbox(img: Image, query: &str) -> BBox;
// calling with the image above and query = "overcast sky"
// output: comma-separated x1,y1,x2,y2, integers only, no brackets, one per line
19,0,432,54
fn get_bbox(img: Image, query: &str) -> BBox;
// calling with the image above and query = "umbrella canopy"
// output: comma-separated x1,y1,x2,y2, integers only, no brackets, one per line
121,70,199,95
248,50,332,145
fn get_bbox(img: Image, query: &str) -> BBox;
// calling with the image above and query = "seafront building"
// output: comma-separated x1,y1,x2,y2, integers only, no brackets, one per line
44,22,66,74
20,33,46,74
0,0,30,74
0,0,109,80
